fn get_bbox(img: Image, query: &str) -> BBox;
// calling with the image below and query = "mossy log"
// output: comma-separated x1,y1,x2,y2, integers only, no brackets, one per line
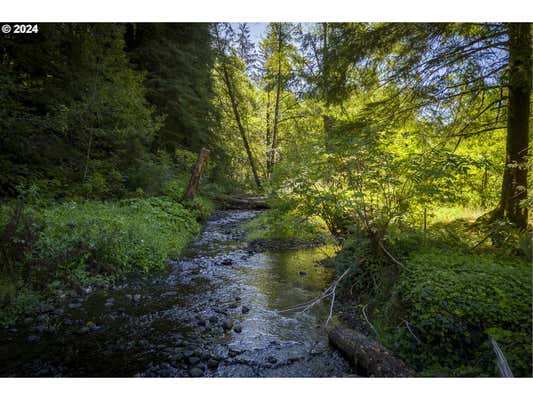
328,325,414,377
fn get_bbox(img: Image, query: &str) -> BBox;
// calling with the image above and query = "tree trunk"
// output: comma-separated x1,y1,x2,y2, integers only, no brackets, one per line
269,24,283,178
328,326,413,377
214,25,262,191
221,65,262,190
496,23,531,228
183,148,210,200
265,89,272,176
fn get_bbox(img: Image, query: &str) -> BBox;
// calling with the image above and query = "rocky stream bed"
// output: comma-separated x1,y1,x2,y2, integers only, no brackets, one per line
0,209,355,377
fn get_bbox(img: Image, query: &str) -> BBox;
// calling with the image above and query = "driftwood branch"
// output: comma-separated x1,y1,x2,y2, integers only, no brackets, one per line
489,336,514,377
361,304,380,338
402,319,421,344
378,241,406,269
278,267,352,324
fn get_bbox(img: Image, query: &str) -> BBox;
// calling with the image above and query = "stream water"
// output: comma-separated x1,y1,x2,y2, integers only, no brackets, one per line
0,210,353,377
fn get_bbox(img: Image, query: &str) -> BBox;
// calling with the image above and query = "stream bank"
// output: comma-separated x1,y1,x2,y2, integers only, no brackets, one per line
0,209,354,377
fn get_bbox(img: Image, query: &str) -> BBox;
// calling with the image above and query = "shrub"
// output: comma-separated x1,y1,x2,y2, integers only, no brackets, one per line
32,197,200,280
387,248,532,376
246,203,333,243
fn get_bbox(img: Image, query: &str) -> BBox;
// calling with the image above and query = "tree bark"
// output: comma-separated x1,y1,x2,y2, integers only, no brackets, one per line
221,64,262,190
183,148,210,200
265,89,272,175
496,23,531,228
328,326,413,377
214,25,262,190
268,23,283,178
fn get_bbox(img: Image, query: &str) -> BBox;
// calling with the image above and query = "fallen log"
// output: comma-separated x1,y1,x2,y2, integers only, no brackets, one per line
328,325,414,377
215,194,269,210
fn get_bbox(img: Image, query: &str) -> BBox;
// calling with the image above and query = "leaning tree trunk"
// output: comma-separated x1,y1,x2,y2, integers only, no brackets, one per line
268,24,283,178
265,89,272,176
496,23,531,228
183,148,210,200
221,63,262,190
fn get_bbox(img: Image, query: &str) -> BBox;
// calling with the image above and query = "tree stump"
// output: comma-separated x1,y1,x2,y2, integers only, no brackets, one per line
183,148,210,200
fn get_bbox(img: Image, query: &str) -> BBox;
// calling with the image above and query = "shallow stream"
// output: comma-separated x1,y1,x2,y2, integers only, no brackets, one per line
0,210,352,377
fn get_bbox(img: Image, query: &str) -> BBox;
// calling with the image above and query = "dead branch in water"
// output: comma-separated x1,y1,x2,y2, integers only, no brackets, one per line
278,267,353,326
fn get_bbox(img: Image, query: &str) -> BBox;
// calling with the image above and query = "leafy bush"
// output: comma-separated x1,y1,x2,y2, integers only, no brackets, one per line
32,198,200,279
246,201,333,243
386,248,532,376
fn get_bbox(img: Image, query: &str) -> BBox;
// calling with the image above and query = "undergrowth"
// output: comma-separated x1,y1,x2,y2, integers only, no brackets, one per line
0,195,212,327
331,207,532,377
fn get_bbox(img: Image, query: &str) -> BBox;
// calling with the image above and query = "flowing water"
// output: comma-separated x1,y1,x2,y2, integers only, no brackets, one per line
0,210,353,377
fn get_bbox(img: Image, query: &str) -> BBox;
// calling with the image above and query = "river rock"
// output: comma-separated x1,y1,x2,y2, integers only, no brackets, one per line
208,316,218,323
27,335,40,343
221,259,233,266
235,296,241,302
267,356,277,364
197,319,206,327
222,320,233,330
241,306,250,314
33,324,52,333
189,367,204,377
68,302,82,309
207,359,219,369
187,356,201,365
36,314,48,323
38,303,54,313
233,325,242,333
133,294,142,302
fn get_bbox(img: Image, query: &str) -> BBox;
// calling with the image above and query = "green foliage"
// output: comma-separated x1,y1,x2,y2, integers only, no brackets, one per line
126,23,216,152
246,199,333,242
0,23,161,199
385,248,532,376
0,280,41,328
33,198,200,277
